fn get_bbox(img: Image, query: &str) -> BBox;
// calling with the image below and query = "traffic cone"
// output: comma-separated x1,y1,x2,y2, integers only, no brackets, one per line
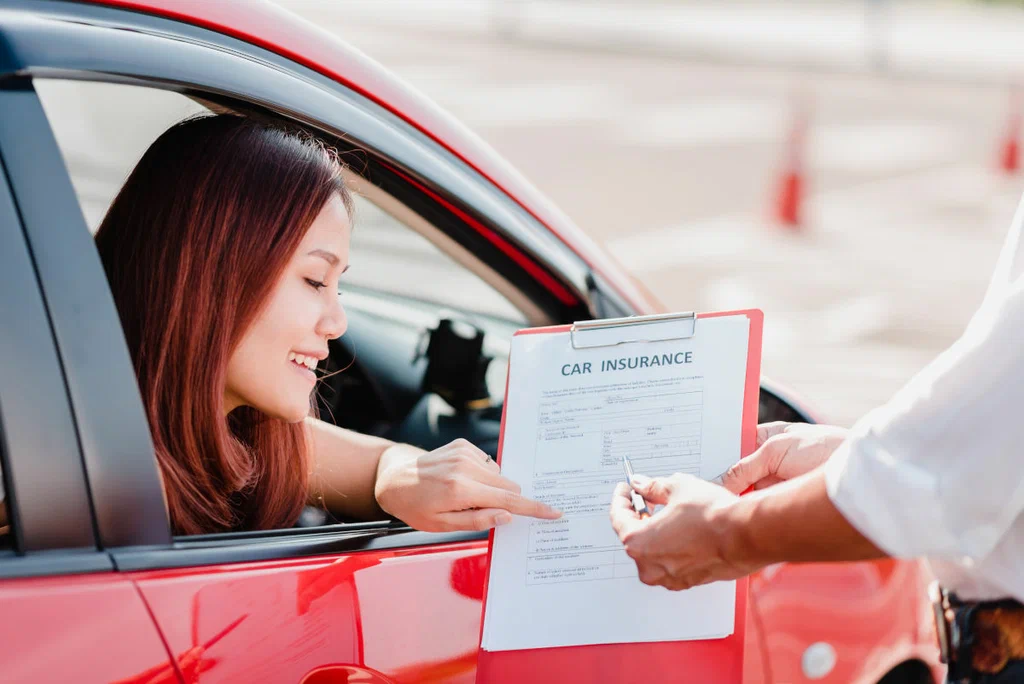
775,169,803,228
773,94,809,228
998,85,1021,174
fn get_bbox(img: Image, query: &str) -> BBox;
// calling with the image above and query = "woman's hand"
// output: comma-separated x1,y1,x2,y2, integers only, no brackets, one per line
374,438,562,532
718,421,848,494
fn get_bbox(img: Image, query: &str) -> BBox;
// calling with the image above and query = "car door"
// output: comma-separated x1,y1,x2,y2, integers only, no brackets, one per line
0,86,177,682
4,3,602,683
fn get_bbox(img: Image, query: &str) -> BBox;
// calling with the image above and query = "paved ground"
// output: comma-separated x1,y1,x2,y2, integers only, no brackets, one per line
268,3,1024,426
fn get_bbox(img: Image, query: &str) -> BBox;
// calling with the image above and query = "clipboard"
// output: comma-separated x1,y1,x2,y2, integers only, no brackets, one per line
475,309,763,684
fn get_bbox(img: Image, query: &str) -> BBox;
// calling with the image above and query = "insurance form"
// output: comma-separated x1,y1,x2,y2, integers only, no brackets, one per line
480,313,752,652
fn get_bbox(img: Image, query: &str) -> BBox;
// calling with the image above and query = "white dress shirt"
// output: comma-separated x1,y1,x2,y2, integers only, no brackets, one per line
824,192,1024,602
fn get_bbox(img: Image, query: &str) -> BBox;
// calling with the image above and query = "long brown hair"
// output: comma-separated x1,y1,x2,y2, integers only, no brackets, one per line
95,114,351,535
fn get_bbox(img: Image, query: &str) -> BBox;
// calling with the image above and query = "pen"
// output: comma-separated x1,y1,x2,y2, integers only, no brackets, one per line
621,455,651,519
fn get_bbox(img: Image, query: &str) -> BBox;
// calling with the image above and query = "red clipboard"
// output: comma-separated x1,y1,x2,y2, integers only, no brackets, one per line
476,309,763,684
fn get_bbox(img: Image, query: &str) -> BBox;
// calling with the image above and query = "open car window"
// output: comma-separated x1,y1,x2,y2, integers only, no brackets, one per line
36,77,537,539
35,80,208,232
345,192,528,324
38,79,531,324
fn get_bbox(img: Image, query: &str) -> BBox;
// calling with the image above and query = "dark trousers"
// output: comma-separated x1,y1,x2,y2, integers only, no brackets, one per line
949,660,1024,683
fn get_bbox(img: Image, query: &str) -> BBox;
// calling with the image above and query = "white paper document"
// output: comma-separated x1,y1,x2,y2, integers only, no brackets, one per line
481,314,751,652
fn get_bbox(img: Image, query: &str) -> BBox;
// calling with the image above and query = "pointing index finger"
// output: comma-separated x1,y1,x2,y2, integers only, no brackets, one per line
465,481,562,520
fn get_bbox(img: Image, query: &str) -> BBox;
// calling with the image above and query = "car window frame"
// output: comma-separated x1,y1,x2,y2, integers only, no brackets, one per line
0,79,172,552
0,0,601,570
0,93,114,578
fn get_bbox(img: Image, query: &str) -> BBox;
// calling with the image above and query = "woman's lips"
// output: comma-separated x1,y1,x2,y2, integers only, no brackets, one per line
289,358,317,383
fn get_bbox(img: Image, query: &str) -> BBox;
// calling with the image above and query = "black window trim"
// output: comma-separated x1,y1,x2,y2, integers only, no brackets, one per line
0,0,600,567
0,79,172,551
0,549,114,580
111,527,489,573
0,91,115,577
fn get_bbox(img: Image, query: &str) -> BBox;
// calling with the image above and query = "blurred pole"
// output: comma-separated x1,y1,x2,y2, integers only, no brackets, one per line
864,0,890,72
492,0,526,40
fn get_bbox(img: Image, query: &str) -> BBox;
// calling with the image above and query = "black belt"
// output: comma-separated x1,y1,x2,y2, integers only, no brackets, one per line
930,582,1024,681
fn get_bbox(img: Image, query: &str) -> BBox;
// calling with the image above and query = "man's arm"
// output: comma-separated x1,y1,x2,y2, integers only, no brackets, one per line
717,468,886,568
612,467,885,591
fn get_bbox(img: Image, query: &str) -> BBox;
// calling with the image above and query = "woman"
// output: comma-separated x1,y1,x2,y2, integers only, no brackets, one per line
94,113,559,535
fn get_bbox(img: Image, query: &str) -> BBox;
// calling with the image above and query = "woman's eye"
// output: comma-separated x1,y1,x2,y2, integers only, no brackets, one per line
305,278,328,291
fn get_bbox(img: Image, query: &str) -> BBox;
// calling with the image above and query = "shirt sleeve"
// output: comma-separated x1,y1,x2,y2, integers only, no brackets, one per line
824,195,1024,562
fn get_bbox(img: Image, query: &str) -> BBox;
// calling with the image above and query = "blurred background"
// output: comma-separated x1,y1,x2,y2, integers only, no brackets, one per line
270,0,1024,426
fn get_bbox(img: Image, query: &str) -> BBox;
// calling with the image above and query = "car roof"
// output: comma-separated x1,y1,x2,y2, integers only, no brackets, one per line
76,0,660,312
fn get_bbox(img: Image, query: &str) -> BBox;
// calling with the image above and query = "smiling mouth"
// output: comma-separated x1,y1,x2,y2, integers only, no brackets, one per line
287,352,319,372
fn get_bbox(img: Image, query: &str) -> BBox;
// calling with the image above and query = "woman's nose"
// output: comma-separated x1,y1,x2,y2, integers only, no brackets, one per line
317,297,347,341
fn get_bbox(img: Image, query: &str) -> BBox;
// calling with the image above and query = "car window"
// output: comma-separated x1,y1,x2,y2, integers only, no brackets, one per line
37,79,526,324
35,78,530,539
347,195,526,322
35,80,208,230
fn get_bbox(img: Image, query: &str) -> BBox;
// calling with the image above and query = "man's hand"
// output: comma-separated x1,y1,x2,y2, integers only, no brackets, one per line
718,422,848,494
609,473,759,591
374,438,561,532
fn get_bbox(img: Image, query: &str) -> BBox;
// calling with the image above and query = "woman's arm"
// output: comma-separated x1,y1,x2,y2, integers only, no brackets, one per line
305,417,561,531
305,416,395,520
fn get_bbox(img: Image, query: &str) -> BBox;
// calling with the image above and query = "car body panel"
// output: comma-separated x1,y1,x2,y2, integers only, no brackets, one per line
754,559,941,682
0,573,176,682
132,543,488,684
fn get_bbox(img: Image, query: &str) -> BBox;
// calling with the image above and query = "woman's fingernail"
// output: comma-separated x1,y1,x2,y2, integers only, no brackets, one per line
631,474,650,488
495,512,513,526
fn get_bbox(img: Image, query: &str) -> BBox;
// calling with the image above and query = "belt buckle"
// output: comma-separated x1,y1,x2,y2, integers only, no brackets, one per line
929,581,958,664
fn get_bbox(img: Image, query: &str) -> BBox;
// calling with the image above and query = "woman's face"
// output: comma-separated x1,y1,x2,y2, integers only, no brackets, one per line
224,193,351,421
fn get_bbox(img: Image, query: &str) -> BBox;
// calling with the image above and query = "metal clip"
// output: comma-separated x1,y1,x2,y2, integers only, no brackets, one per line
569,311,696,350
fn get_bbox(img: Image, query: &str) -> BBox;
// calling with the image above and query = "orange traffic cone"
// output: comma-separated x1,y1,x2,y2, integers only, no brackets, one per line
998,86,1021,174
775,169,803,228
773,94,809,228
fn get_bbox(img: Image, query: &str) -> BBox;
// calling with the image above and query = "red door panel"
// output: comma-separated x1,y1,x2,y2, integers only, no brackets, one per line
132,542,488,684
0,572,177,683
743,589,771,684
751,559,940,683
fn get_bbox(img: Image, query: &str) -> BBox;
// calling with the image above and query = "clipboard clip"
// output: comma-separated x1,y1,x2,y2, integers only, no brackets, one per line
569,311,696,350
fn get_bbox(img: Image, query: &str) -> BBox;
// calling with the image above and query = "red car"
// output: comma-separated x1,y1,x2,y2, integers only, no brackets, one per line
0,0,942,681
